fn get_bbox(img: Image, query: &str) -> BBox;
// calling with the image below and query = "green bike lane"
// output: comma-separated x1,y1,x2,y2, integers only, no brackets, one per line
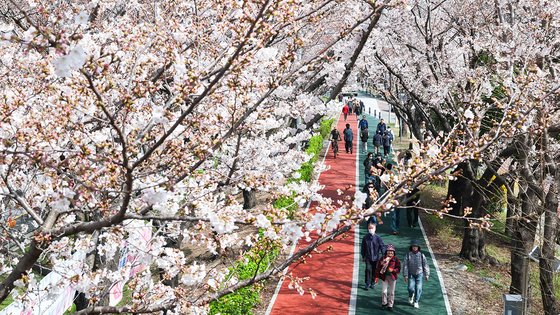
351,112,451,315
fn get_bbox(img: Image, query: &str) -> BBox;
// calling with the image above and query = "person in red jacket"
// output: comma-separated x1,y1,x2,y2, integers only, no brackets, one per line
375,244,401,311
342,104,349,121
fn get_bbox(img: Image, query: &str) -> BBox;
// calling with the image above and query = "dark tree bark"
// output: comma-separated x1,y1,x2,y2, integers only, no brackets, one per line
540,182,559,315
446,162,474,216
460,162,502,261
243,189,257,210
459,186,486,261
0,240,43,302
509,188,538,297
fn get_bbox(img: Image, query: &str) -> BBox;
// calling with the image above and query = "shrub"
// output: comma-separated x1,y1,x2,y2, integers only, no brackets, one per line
209,241,279,315
273,193,297,217
319,118,335,139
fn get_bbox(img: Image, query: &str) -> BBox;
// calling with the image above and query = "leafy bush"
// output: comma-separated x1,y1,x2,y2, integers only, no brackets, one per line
319,118,335,139
290,134,324,183
273,193,297,217
209,241,279,315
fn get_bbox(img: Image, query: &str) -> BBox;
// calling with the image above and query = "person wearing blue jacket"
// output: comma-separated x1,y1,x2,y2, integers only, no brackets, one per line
359,115,369,130
343,123,353,154
361,223,385,290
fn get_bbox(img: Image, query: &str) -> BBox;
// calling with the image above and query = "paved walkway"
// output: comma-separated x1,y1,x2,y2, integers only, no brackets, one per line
352,112,450,314
268,107,451,315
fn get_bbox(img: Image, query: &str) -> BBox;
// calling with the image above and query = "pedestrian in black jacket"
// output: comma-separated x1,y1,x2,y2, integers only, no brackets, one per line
343,123,353,154
361,223,385,290
373,131,383,154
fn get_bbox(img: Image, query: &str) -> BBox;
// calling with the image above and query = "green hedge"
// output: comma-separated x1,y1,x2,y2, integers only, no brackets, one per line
319,118,335,139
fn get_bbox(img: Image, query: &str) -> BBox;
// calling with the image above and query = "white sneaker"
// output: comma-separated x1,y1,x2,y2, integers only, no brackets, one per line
408,297,414,305
414,302,419,308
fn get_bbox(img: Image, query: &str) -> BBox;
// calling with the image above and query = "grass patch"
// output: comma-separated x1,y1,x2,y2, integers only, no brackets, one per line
486,244,510,265
0,295,13,311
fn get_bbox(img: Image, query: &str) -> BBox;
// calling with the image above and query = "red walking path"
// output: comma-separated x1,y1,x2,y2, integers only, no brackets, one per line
268,114,360,315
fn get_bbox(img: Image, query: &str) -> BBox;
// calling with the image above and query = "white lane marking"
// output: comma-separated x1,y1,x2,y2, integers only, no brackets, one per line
348,118,361,315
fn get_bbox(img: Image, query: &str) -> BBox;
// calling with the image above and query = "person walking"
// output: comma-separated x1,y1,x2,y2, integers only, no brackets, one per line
347,100,354,115
360,128,368,152
403,240,430,308
360,99,365,114
365,168,381,193
343,123,353,154
404,240,430,309
377,118,387,134
406,187,421,228
359,115,369,130
375,244,401,311
330,127,341,158
390,207,401,235
342,103,349,121
354,101,362,116
361,223,385,291
373,131,383,155
354,99,361,118
382,130,393,157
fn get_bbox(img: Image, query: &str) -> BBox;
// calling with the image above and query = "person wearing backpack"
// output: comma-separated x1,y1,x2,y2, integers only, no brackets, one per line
403,240,430,309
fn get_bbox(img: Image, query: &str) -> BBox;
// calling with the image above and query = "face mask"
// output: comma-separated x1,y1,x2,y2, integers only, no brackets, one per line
368,228,375,234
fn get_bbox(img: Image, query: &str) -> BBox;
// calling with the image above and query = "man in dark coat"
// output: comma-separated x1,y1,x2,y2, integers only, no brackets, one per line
373,131,383,155
361,223,385,290
382,130,393,157
343,123,353,154
377,119,387,134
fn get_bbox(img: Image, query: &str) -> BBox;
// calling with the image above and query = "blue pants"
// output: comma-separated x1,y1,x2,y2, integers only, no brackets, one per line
390,208,400,232
408,273,424,303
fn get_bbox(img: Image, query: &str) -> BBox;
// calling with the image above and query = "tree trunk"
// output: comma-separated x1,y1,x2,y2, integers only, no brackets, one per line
509,189,537,298
460,163,493,261
243,189,257,210
459,188,486,261
540,182,559,315
446,162,473,216
505,200,515,237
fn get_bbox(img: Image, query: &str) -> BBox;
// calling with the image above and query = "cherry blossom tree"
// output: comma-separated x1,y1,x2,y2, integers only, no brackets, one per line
356,0,560,313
